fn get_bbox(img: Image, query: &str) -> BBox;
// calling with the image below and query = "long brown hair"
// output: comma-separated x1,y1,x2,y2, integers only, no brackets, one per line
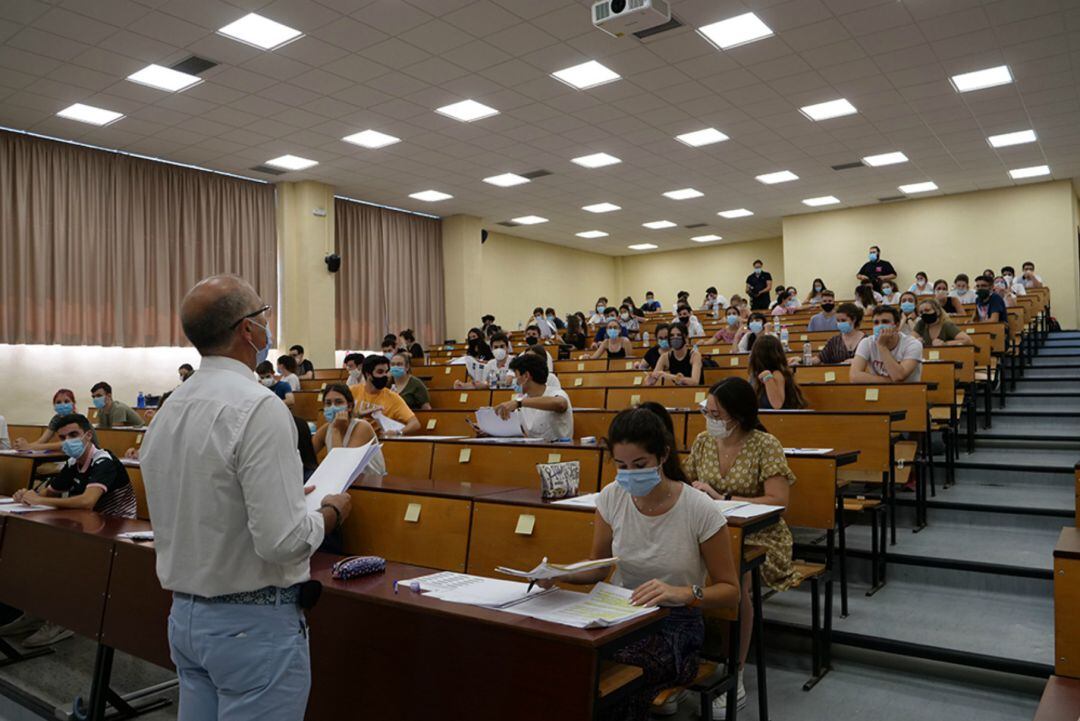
747,335,806,409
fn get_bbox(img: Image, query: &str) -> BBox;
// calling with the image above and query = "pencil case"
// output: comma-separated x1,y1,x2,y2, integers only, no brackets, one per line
331,555,386,580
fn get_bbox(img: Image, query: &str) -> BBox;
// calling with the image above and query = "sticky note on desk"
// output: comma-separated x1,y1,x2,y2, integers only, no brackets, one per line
574,377,583,387
695,391,706,403
404,503,421,523
711,348,720,355
633,376,643,386
459,393,468,403
630,394,641,405
135,433,143,446
458,448,471,463
730,357,739,366
824,371,836,383
515,514,536,536
966,328,975,333
624,361,634,370
426,418,437,430
800,334,808,341
865,388,879,401
317,392,324,401
444,367,451,375
928,350,940,360
577,362,585,371
547,453,562,463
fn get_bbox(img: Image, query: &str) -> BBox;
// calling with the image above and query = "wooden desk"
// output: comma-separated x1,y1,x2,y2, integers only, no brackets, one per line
0,450,66,495
429,440,604,492
100,539,173,669
1033,676,1080,721
1054,527,1080,678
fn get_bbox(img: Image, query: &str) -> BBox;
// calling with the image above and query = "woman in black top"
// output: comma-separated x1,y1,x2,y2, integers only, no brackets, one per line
647,323,702,385
589,319,634,359
465,327,493,361
933,280,965,315
400,329,425,360
637,323,670,370
562,314,588,351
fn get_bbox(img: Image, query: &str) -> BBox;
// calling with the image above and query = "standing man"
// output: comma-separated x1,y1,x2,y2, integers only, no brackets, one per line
745,259,773,311
289,345,315,380
856,245,897,290
141,275,352,721
90,382,145,429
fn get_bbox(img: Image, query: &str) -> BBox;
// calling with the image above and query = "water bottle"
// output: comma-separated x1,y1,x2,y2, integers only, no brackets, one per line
773,317,781,336
780,326,789,350
137,391,145,409
642,330,650,345
803,342,812,365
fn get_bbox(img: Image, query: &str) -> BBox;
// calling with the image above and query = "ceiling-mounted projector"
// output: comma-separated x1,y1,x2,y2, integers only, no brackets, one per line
592,0,671,38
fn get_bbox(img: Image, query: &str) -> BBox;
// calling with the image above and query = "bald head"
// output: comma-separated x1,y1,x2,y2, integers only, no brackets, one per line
181,275,263,355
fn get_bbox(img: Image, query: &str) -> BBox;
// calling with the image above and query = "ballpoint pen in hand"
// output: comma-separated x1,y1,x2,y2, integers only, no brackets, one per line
526,557,547,594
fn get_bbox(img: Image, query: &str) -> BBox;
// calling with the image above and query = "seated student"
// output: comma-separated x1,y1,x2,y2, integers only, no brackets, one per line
878,280,900,305
350,354,420,436
700,286,728,314
804,279,826,306
526,345,563,389
400,329,425,360
913,298,971,347
545,307,566,330
592,307,623,346
637,324,671,371
648,324,701,386
123,392,171,459
381,334,400,358
289,345,315,379
993,276,1018,307
177,363,194,383
641,290,662,312
590,319,635,360
769,287,790,316
492,353,573,441
735,312,768,353
466,328,494,362
687,378,800,716
480,313,496,335
806,290,839,332
1019,261,1043,289
258,361,296,407
792,303,865,366
782,286,801,310
589,297,609,325
672,290,691,313
909,271,931,295
312,383,386,475
950,273,977,305
277,354,302,391
523,325,555,371
712,307,742,345
389,352,431,411
545,407,739,721
973,274,1007,323
999,267,1026,296
897,291,919,335
675,303,705,338
748,335,806,409
527,306,556,338
456,333,514,389
933,279,966,315
562,315,588,351
618,304,640,337
729,294,750,322
90,382,144,429
850,305,923,383
14,389,99,451
854,282,882,309
344,352,365,386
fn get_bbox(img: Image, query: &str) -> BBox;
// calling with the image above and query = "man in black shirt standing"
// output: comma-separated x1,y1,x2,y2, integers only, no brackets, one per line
745,259,773,310
289,344,316,380
856,245,897,290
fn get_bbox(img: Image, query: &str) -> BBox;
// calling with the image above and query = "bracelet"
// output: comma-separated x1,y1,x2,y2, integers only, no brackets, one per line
320,503,342,530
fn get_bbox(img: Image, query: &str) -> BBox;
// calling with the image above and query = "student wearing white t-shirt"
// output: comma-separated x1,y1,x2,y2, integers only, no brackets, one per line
850,305,924,383
276,355,302,391
455,333,514,390
1019,262,1043,289
491,353,573,442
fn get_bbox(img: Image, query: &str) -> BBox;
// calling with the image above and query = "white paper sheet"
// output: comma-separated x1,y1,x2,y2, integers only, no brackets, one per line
723,503,785,519
303,441,381,512
464,436,547,444
496,557,617,581
551,493,600,508
397,572,545,608
372,411,405,434
501,582,659,629
783,447,833,455
117,531,154,541
0,504,54,514
475,407,524,437
390,435,468,441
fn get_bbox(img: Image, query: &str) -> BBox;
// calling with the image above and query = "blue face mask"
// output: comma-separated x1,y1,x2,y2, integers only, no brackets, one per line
596,305,606,314
837,321,853,334
61,437,85,459
749,321,764,333
754,267,762,275
323,405,347,423
389,366,406,378
727,315,739,327
869,252,878,261
900,301,916,314
615,466,663,497
54,402,74,416
511,381,523,394
874,323,893,338
546,314,555,321
92,396,106,409
248,319,272,366
606,328,619,339
658,339,669,349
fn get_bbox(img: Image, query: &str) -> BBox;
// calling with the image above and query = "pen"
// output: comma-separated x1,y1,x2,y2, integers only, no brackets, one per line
527,557,548,594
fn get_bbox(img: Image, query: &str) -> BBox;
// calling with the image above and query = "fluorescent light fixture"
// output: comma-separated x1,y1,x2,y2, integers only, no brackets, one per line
628,243,658,250
676,127,729,147
697,12,773,50
899,181,938,194
756,170,798,184
127,64,201,92
800,98,857,121
663,188,704,200
576,230,608,238
988,129,1036,148
483,173,530,187
1009,165,1050,179
551,60,620,90
512,215,548,225
950,65,1012,93
218,13,302,50
692,234,722,242
582,202,621,213
572,152,621,168
342,129,400,149
643,220,676,229
802,196,840,207
718,208,753,219
436,99,499,122
56,103,124,126
410,190,453,202
862,151,908,167
265,154,317,171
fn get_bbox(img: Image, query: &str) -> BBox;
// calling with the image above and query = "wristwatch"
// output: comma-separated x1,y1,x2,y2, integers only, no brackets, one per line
687,585,704,608
515,399,523,410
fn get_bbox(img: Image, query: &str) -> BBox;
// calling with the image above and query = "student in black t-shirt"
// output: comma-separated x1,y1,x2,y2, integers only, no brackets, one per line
745,259,773,310
856,245,897,290
289,344,316,380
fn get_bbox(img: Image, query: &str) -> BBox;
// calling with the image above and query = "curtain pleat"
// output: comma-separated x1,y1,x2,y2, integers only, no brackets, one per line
334,198,445,349
0,130,277,347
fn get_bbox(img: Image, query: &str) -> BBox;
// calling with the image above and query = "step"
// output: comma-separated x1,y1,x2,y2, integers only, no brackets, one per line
1031,358,1080,367
996,395,1080,411
952,464,1077,487
929,479,1074,514
992,409,1080,419
1024,366,1080,378
953,445,1079,472
966,415,1080,441
1032,350,1080,359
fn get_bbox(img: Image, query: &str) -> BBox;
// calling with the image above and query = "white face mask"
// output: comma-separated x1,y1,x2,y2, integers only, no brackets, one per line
706,417,734,438
493,347,507,361
260,377,275,387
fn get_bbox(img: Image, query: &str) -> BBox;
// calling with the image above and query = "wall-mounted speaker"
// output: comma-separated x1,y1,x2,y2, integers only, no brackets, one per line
481,229,489,244
325,253,341,273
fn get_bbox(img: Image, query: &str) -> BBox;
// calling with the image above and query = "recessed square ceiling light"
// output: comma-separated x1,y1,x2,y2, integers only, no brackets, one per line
127,64,202,92
800,98,857,121
265,154,318,171
512,215,548,225
692,234,722,242
718,208,753,218
56,103,123,126
551,60,620,90
988,129,1037,148
576,230,609,238
643,220,677,229
436,99,499,122
663,188,704,200
1009,165,1050,179
950,65,1012,93
756,170,798,184
572,152,621,168
342,129,401,149
410,190,453,202
483,173,530,187
698,12,774,50
802,196,840,207
862,151,908,167
898,181,938,194
675,127,729,147
628,243,658,251
218,13,302,50
582,202,621,213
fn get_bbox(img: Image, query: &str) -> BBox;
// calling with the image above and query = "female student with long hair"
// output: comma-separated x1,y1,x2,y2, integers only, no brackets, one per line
747,335,806,409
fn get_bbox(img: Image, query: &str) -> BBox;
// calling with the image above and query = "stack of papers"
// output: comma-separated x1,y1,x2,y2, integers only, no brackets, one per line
501,582,659,629
783,447,833,455
495,557,617,581
117,530,154,541
303,441,381,512
372,411,405,434
0,498,53,513
475,407,524,437
399,572,546,608
551,492,601,508
714,500,785,519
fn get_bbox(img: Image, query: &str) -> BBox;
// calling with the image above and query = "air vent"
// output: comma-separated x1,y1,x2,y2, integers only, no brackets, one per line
171,55,217,76
684,222,708,229
250,164,287,176
877,195,905,202
496,221,521,227
520,169,552,180
634,15,682,39
831,161,865,171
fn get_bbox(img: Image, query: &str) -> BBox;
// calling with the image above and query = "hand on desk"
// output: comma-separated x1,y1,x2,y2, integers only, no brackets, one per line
631,579,691,607
13,438,28,451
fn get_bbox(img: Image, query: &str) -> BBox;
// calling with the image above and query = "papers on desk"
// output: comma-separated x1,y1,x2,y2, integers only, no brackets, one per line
399,572,547,609
465,436,547,444
393,435,468,441
500,582,659,629
372,411,405,434
303,441,381,512
495,557,617,582
551,493,600,508
117,531,154,541
0,503,54,513
783,447,833,455
714,501,785,519
475,407,524,437
0,449,52,456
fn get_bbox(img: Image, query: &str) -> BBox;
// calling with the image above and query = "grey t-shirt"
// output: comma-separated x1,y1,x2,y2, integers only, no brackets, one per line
854,334,924,382
596,482,726,592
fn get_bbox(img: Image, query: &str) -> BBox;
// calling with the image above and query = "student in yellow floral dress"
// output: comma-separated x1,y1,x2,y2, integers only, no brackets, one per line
686,377,801,719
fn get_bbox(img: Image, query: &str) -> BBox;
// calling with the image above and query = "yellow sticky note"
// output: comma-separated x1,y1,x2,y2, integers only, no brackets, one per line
317,393,323,401
574,377,584,387
824,371,836,383
865,388,880,401
633,376,643,386
515,514,536,536
135,433,143,446
458,393,468,403
630,394,641,405
800,334,808,341
711,348,719,355
444,367,451,375
458,448,471,463
404,503,421,523
695,391,706,403
577,362,585,371
966,327,975,333
928,350,940,360
426,418,437,430
547,453,562,463
730,357,739,366
624,362,633,370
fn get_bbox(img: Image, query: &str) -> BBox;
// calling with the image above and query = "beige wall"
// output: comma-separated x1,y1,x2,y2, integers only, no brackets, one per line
783,181,1080,328
441,215,485,341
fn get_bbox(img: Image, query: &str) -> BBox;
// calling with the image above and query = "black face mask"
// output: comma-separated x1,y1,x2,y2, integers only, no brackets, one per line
920,312,938,325
670,336,686,350
821,303,835,313
525,336,538,346
370,376,389,390
976,288,991,301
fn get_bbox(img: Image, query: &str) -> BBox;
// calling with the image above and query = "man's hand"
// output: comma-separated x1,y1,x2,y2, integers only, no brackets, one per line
320,492,352,528
493,400,518,421
331,410,350,432
876,326,897,348
931,338,945,347
13,438,28,450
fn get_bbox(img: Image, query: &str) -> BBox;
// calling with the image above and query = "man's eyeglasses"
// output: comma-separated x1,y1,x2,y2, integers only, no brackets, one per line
231,304,271,329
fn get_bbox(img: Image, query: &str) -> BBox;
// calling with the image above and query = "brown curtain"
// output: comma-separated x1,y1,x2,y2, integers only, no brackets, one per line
335,198,445,349
0,130,277,346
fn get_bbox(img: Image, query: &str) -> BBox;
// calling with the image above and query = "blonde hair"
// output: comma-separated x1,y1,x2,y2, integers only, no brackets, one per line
917,297,945,319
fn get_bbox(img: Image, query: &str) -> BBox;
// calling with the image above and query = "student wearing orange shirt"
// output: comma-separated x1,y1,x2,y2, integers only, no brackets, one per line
350,355,420,436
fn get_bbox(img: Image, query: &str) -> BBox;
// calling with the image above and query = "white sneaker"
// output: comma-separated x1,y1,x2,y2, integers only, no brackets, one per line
21,622,73,648
654,689,688,716
0,614,42,637
707,671,746,720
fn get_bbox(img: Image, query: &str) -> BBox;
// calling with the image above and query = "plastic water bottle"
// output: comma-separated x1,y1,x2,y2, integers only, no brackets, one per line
137,391,145,409
642,330,650,345
780,326,789,350
803,343,813,365
773,317,781,336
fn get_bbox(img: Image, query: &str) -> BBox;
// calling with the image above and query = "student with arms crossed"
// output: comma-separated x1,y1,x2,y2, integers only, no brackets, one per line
850,305,924,383
289,345,315,380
